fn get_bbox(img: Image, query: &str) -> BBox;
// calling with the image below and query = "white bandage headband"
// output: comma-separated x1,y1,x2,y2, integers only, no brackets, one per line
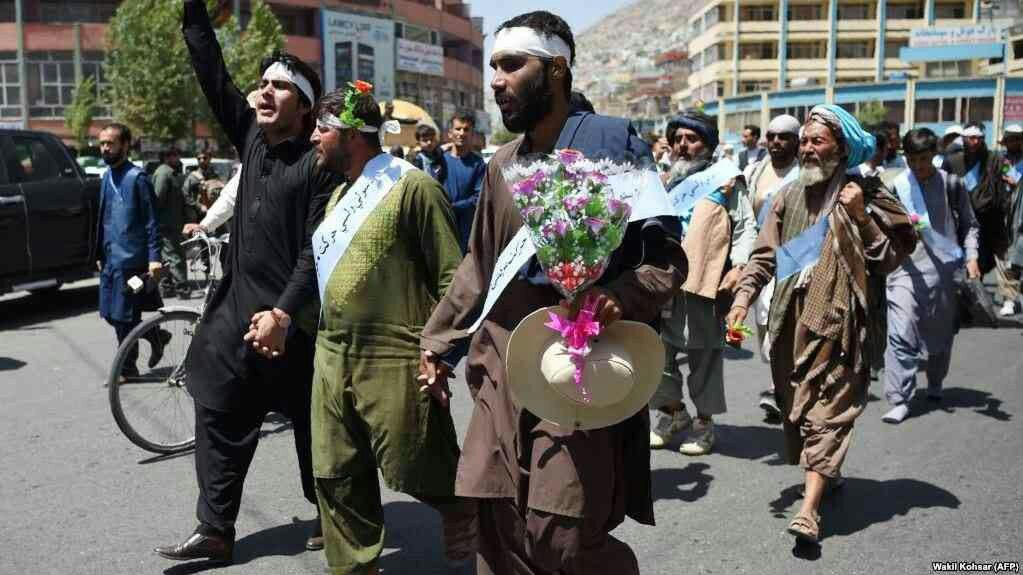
262,61,315,105
492,26,572,69
962,126,985,138
318,113,401,136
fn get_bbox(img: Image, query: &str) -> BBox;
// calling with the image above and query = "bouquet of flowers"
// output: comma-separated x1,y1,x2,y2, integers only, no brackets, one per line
504,149,635,301
504,149,643,403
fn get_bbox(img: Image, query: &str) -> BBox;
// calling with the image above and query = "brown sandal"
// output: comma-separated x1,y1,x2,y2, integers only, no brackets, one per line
787,511,821,543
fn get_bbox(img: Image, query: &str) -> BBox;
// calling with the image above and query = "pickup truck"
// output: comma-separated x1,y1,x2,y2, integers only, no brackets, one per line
0,129,101,297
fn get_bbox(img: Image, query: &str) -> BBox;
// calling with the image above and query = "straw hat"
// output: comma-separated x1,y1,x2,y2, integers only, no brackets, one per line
505,306,664,430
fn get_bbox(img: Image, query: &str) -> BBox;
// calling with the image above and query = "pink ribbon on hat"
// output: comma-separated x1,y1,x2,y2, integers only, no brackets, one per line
544,294,602,403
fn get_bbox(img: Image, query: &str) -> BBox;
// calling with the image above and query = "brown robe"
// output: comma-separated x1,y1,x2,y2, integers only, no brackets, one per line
734,174,916,477
421,137,684,570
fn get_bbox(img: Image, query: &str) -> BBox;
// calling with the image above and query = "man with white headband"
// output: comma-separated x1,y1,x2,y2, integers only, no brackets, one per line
292,81,474,573
942,122,1011,289
419,10,685,574
156,0,342,564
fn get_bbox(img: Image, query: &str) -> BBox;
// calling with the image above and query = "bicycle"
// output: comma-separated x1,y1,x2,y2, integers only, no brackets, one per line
107,231,228,454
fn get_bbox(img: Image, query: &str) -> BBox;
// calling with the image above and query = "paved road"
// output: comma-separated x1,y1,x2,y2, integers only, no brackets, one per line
1,279,1020,575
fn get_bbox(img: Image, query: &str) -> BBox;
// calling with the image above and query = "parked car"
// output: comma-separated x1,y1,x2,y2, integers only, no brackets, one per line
1,129,101,297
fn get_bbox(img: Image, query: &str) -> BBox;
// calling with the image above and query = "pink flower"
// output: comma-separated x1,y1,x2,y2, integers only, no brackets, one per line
557,148,584,167
543,219,570,239
587,171,608,184
585,217,606,234
523,205,545,225
563,194,590,215
608,198,631,220
909,213,920,224
512,170,545,199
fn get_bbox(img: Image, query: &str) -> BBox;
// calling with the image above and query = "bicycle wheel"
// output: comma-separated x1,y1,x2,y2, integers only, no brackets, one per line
108,309,200,454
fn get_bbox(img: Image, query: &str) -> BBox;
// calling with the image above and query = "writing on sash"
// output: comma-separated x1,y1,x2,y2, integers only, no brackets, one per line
667,160,741,233
313,154,415,301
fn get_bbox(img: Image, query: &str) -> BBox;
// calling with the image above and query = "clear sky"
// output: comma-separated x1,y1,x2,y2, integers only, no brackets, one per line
470,1,634,86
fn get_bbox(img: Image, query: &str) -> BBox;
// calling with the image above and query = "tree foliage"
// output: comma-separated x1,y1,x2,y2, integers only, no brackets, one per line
105,0,283,149
855,101,889,127
490,128,517,146
64,76,98,150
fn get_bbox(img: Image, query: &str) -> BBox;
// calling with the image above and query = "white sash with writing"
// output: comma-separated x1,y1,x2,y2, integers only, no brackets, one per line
312,153,416,301
467,170,674,333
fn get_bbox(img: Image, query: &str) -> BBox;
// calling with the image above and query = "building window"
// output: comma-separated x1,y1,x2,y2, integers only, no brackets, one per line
788,4,824,20
704,7,720,27
787,41,826,59
837,40,874,58
916,98,940,122
740,42,777,60
0,0,14,22
925,60,971,78
835,76,873,85
741,5,776,20
884,38,909,57
26,51,76,119
29,0,117,23
886,2,924,19
0,52,20,119
261,5,315,36
739,80,773,93
838,4,872,18
935,2,967,18
82,51,111,119
396,22,439,45
963,96,994,122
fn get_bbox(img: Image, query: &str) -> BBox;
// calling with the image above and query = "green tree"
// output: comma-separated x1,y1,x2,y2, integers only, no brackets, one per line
199,0,284,150
64,76,98,150
105,0,196,145
855,101,888,127
105,0,283,150
490,128,517,146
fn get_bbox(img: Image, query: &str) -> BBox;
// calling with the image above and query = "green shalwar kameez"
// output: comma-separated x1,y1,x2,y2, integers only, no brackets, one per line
311,170,463,574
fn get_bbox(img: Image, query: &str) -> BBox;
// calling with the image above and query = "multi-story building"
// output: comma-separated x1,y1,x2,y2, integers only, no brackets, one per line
685,0,1023,143
0,0,484,147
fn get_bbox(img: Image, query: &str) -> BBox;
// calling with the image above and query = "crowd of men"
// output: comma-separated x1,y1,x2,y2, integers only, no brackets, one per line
90,2,1023,573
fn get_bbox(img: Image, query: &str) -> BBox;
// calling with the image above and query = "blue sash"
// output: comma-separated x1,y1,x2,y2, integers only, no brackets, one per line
1006,159,1023,185
667,159,741,234
776,214,830,282
892,171,964,266
963,161,981,192
755,165,799,228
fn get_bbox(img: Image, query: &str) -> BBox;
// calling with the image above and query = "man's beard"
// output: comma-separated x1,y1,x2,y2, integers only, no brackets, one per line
102,151,124,166
498,67,553,134
798,154,841,188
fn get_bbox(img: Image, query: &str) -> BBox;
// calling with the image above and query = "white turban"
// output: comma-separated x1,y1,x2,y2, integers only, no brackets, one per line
492,26,572,69
767,114,800,136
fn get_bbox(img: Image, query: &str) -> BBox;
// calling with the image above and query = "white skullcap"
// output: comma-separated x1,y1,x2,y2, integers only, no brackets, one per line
767,114,800,136
1005,124,1023,134
943,125,963,137
492,26,573,69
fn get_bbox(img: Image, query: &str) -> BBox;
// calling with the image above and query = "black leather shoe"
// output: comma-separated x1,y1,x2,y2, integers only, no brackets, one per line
155,531,233,563
147,329,173,369
306,515,324,551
